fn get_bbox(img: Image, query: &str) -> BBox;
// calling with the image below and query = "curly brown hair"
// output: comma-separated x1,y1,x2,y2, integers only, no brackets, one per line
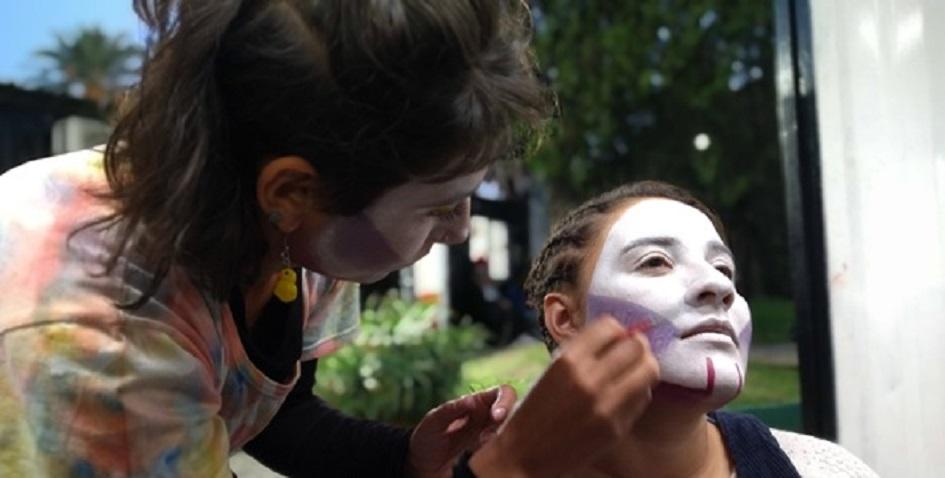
90,0,552,306
524,181,727,351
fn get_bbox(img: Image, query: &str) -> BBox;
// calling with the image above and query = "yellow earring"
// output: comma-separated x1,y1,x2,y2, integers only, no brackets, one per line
274,267,298,303
269,211,298,303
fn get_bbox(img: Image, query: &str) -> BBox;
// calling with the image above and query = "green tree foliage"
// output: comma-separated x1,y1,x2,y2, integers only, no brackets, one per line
33,26,141,111
530,0,790,296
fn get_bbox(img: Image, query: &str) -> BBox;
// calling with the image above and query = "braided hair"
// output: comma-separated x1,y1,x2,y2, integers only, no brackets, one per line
524,181,727,350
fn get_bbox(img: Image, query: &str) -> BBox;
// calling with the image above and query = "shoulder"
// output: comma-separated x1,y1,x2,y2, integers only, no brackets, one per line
0,148,106,193
0,148,110,246
770,428,879,478
299,271,360,359
300,271,360,317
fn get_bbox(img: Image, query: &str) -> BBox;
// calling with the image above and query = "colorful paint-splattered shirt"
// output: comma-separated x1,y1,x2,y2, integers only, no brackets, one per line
0,149,360,477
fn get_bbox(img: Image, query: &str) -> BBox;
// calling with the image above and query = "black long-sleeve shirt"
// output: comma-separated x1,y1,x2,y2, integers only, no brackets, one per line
229,285,412,477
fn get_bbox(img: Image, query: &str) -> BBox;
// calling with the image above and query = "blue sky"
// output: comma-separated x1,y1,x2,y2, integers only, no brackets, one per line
0,0,144,85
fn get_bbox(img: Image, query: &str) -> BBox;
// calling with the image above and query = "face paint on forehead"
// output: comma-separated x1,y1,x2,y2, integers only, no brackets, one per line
378,168,489,212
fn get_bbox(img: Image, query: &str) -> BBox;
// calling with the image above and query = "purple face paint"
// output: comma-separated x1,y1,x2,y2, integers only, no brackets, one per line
327,214,404,270
585,199,754,407
737,321,753,356
734,362,743,394
586,294,678,356
289,212,407,283
588,293,750,406
652,357,718,402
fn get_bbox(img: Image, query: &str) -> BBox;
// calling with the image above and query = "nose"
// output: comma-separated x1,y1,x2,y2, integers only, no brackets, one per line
685,266,735,309
439,224,469,245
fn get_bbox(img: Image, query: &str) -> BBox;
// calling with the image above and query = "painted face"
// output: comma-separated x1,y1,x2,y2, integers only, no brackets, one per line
289,168,488,283
586,198,752,407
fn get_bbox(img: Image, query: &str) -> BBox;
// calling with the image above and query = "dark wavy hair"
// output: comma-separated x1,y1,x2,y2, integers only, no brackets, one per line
93,0,552,305
524,181,727,351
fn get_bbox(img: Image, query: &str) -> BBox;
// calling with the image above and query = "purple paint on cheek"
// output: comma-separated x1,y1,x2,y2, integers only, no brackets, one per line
330,214,403,269
705,356,715,394
651,358,718,402
586,294,678,355
738,322,753,352
735,362,744,394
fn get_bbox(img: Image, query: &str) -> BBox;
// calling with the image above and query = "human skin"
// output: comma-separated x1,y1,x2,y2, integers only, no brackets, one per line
288,168,488,284
586,198,752,408
527,197,746,477
253,155,487,285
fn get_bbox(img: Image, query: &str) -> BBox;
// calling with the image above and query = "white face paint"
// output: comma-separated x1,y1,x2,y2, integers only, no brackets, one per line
290,168,488,283
586,198,752,407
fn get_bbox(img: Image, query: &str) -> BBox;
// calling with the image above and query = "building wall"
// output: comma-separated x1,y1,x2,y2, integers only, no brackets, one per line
0,84,101,172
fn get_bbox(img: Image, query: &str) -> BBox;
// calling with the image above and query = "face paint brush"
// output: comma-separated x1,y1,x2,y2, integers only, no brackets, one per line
587,293,678,356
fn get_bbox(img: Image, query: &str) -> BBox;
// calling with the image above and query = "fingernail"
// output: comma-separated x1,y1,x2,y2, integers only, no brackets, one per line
492,407,506,420
626,322,652,336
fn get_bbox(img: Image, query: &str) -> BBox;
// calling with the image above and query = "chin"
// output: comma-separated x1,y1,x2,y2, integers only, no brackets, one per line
334,268,395,284
653,382,742,410
359,270,396,284
655,354,746,409
304,263,392,284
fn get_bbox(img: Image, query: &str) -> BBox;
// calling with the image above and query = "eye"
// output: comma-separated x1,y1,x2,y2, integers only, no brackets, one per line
638,254,672,272
428,200,466,221
715,264,735,280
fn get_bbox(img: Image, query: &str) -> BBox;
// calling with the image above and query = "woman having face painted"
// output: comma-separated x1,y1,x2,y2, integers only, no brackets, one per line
520,181,877,477
0,1,669,477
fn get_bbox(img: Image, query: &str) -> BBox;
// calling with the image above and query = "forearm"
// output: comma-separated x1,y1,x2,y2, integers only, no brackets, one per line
464,437,530,478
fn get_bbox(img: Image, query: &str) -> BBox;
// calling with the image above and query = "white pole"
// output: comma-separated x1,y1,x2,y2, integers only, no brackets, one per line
811,0,945,475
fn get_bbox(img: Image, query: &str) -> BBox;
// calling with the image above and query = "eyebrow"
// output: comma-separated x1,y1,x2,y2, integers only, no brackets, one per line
620,236,680,255
420,184,481,208
707,241,734,260
620,236,734,260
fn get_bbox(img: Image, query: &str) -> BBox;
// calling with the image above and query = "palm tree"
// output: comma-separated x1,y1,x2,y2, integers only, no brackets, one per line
34,26,142,110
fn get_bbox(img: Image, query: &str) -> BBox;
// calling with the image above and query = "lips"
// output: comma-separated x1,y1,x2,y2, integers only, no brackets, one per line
680,319,738,346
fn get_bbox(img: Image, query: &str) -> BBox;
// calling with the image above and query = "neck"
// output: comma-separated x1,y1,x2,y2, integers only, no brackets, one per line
241,270,280,329
582,399,731,478
240,223,286,327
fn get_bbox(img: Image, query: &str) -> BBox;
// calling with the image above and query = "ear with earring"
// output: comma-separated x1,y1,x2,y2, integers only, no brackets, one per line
268,211,298,303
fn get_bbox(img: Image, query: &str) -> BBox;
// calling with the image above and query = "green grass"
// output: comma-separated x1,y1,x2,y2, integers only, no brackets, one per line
727,362,799,407
750,296,796,344
458,341,799,407
457,340,550,397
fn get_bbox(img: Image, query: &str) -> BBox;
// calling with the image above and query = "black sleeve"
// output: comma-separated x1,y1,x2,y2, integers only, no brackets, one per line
243,359,413,477
452,451,478,478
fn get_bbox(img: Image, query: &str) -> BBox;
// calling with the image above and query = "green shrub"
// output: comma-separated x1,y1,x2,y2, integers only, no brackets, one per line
750,296,796,344
315,293,489,426
458,341,550,398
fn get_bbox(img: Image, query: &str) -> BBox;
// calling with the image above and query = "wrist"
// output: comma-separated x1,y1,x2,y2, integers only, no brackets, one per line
403,427,422,478
467,434,531,478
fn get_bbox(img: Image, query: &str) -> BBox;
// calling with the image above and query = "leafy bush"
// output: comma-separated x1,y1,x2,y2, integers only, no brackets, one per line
315,293,489,426
457,341,550,398
749,296,796,344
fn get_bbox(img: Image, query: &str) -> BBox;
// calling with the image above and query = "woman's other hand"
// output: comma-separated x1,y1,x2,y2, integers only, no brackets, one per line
406,384,516,478
469,317,660,477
